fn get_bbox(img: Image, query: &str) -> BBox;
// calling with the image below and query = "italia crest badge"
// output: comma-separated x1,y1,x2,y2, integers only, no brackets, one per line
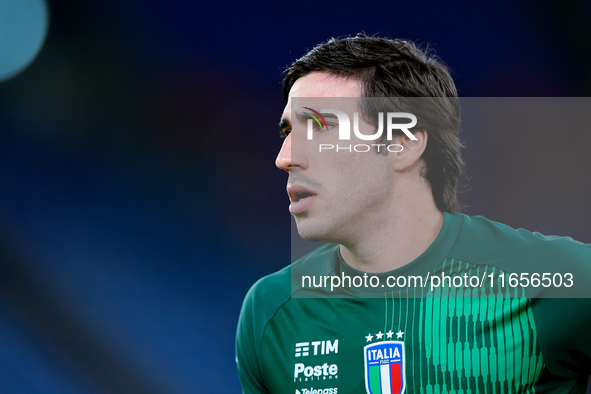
364,341,405,394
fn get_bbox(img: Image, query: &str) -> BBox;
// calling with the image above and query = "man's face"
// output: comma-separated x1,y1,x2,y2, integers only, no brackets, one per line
276,72,399,245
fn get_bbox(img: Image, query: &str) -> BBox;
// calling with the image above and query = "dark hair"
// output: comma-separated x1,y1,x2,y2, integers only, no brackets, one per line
283,34,464,213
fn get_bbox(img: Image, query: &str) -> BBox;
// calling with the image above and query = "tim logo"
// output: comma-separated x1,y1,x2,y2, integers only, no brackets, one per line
295,340,338,357
303,107,417,141
364,341,405,394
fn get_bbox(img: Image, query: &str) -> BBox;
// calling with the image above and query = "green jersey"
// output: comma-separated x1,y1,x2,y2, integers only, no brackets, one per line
236,212,591,393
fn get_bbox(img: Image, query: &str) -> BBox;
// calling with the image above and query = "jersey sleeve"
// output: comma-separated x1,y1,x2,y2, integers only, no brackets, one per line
236,283,268,394
236,266,292,394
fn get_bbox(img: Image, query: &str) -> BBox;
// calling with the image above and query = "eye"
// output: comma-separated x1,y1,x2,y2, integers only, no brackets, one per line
278,119,291,138
279,128,291,138
308,118,336,132
323,122,337,131
313,122,337,132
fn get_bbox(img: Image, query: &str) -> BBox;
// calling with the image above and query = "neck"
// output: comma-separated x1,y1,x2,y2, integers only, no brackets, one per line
339,186,444,274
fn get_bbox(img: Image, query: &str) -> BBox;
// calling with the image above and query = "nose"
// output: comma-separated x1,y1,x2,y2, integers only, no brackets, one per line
275,133,292,171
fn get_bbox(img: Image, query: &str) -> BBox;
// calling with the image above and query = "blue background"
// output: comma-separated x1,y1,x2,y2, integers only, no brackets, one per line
0,0,590,393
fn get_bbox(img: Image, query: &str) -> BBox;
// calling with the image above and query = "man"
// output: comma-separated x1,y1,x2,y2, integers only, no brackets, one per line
236,34,591,393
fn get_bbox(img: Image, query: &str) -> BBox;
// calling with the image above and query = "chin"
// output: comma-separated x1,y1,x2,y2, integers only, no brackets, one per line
299,232,328,243
294,219,336,243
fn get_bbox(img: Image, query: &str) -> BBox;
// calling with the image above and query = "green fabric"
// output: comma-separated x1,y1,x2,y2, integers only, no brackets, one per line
236,212,591,393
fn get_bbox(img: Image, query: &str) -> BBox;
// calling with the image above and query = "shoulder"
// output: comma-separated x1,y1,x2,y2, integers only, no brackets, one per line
241,243,340,322
450,213,591,269
448,213,591,297
237,243,339,368
236,264,292,392
239,265,291,334
449,214,591,376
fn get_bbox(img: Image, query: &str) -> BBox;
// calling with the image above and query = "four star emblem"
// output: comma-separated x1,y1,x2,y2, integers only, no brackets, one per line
366,329,404,342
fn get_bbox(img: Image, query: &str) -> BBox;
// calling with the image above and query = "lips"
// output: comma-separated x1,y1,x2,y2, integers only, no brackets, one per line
287,184,317,214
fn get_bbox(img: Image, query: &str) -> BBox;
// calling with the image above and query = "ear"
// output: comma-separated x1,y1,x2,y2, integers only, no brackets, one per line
393,129,428,172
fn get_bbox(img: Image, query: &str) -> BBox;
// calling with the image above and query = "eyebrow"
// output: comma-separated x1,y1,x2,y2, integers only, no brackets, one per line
278,108,340,132
294,110,339,122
